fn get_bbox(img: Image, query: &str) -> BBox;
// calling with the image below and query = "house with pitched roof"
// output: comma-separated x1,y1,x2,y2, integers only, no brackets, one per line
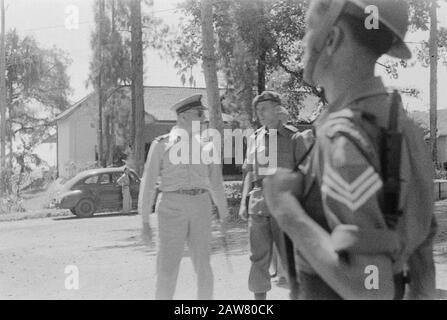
410,109,447,166
55,86,233,178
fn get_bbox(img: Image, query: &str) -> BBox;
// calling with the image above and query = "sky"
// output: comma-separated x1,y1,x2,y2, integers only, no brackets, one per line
5,0,447,113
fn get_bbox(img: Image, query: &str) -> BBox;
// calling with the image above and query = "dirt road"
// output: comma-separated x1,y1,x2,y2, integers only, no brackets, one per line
1,200,447,300
0,212,290,300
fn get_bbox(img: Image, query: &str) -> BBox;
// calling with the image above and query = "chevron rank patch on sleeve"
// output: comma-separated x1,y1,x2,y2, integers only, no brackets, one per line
321,135,383,214
322,164,383,211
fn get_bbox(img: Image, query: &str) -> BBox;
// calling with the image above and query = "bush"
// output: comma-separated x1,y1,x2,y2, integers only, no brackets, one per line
0,194,26,214
214,181,243,222
435,169,447,180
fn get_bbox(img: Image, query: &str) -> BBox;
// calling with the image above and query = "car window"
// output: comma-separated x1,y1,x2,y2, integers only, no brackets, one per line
83,176,98,185
99,174,111,185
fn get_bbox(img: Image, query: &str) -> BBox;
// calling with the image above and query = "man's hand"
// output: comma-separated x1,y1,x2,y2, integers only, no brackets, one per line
219,218,228,235
141,222,154,248
263,168,304,218
217,217,233,273
238,203,248,221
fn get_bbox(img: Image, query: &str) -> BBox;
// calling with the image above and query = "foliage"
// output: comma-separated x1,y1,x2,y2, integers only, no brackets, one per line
6,30,72,115
166,0,317,126
88,0,170,165
381,0,447,80
0,193,26,214
3,30,71,194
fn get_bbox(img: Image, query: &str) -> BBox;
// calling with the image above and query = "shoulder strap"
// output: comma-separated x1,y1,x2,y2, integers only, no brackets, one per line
380,90,403,230
325,91,404,229
253,130,262,188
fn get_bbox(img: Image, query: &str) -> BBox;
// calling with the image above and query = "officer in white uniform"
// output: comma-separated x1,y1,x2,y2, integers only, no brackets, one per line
139,94,229,300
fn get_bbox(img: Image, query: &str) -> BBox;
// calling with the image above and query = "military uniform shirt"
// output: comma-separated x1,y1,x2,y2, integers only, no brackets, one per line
297,77,436,298
244,124,309,179
139,126,229,224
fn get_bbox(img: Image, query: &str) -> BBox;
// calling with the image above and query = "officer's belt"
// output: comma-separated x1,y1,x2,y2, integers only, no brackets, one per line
330,224,401,258
169,188,208,196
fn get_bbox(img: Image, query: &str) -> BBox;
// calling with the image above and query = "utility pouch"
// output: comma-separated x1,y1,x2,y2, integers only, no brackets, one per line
247,132,269,216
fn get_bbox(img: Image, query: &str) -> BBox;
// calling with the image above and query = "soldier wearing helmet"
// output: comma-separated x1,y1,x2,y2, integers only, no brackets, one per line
264,0,437,300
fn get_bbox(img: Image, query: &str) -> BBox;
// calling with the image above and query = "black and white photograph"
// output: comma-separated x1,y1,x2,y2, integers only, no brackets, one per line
1,0,447,305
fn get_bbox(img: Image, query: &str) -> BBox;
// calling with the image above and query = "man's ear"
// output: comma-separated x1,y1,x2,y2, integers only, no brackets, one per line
325,25,344,57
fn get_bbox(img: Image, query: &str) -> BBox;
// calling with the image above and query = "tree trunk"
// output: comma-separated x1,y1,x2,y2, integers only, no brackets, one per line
0,0,6,195
6,81,12,194
97,0,105,167
429,0,438,168
131,0,145,176
104,114,111,166
201,0,224,135
257,50,266,95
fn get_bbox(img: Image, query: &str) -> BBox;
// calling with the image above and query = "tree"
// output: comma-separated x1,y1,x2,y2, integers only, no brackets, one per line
88,0,168,170
0,0,6,195
98,0,105,167
130,0,145,176
201,0,224,135
89,0,133,168
4,30,71,194
168,0,311,127
429,0,438,166
383,0,447,166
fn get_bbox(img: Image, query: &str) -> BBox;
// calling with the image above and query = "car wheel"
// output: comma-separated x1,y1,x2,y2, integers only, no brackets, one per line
74,198,96,218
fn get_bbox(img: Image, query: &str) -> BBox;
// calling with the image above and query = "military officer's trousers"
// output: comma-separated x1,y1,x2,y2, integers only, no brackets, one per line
248,213,288,293
155,192,213,300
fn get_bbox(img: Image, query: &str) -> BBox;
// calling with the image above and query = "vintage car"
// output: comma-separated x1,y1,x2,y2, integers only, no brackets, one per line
53,167,140,217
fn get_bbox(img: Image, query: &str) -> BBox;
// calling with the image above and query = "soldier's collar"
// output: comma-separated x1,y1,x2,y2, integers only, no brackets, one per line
328,76,387,113
259,125,289,137
277,124,297,137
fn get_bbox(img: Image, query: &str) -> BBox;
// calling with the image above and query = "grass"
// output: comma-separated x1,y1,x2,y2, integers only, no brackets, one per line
0,209,72,222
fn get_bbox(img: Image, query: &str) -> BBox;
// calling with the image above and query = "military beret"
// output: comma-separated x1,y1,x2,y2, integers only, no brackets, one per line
252,91,282,109
171,94,207,115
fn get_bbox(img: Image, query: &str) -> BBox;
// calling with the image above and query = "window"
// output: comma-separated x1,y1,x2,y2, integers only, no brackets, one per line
84,176,98,185
99,174,111,185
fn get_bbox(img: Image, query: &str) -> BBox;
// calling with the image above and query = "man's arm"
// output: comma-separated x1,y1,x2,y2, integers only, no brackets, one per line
406,216,437,300
138,140,163,225
238,170,253,220
264,132,397,300
292,130,312,164
300,129,315,151
208,163,229,222
264,170,395,300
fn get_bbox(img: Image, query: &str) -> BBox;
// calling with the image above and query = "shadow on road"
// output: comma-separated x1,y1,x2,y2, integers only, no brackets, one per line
210,221,249,257
52,211,138,221
89,220,250,258
93,228,158,256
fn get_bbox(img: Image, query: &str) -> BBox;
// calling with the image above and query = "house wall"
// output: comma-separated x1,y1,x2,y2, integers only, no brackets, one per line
438,136,447,168
58,98,98,178
143,122,176,158
144,122,175,143
35,143,57,167
57,120,71,178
